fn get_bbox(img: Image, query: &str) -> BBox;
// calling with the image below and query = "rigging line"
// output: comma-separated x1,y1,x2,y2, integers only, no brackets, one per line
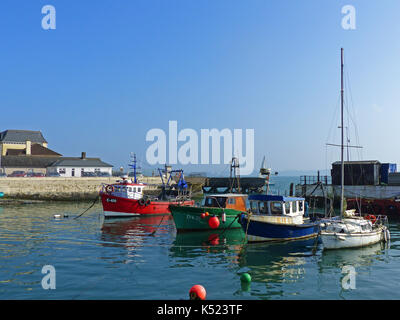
325,94,341,145
344,63,362,160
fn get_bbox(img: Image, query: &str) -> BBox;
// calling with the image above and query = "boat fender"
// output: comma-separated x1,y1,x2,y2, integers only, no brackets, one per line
222,212,226,223
138,198,145,206
145,199,151,206
383,227,390,242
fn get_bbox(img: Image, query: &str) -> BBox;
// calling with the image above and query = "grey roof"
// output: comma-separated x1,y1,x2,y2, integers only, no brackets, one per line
1,156,112,168
48,157,113,168
0,156,59,168
0,130,47,143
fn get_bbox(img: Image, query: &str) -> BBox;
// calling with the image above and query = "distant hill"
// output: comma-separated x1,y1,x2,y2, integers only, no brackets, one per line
276,169,330,177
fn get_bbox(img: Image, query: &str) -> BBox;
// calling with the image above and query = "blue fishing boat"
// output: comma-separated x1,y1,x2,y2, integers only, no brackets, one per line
239,194,319,242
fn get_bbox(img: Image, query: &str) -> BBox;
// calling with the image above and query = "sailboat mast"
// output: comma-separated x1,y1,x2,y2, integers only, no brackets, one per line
340,48,345,216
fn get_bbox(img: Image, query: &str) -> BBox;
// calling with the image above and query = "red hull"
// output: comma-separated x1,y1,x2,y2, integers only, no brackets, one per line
347,198,400,216
100,192,194,217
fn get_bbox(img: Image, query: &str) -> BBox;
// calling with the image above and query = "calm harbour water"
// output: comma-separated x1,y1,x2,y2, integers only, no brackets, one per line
1,177,400,300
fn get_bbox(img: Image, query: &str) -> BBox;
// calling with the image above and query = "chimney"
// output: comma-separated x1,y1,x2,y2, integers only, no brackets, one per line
26,140,31,155
81,152,86,159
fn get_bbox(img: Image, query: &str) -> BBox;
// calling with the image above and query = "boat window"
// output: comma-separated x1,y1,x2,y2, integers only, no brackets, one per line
228,198,236,205
133,187,136,192
292,201,297,213
284,202,290,214
128,187,132,192
205,197,227,208
259,202,268,214
137,187,141,193
250,201,258,213
270,202,282,215
299,201,304,211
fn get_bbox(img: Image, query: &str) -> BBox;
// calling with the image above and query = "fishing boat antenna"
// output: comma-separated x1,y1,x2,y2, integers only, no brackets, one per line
128,152,140,183
230,157,241,193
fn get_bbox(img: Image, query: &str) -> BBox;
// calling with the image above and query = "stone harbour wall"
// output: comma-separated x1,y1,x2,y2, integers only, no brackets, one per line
0,176,167,201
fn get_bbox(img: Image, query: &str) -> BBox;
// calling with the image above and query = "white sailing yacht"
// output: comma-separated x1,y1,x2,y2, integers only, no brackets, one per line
320,48,390,250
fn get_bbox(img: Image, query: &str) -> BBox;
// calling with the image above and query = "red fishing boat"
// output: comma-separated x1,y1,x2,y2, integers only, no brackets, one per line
100,156,194,217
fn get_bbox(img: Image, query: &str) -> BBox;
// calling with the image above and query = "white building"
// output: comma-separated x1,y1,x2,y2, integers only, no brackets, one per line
46,152,113,177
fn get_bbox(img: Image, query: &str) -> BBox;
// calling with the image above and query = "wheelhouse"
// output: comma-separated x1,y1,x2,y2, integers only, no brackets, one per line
102,175,147,200
203,194,247,211
248,195,305,217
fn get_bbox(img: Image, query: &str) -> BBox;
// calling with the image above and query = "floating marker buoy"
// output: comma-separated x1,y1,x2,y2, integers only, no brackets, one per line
240,273,252,283
189,285,206,300
201,213,206,219
205,212,209,217
208,216,220,229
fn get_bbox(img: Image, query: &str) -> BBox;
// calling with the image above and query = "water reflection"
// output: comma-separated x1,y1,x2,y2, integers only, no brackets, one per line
318,242,388,270
100,215,172,247
238,239,316,284
170,229,245,259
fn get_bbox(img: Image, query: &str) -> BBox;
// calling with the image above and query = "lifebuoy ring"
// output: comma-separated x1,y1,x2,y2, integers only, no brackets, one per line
105,185,114,194
365,214,377,224
138,198,145,206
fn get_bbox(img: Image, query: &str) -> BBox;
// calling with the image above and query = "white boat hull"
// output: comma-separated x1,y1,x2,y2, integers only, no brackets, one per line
321,228,384,249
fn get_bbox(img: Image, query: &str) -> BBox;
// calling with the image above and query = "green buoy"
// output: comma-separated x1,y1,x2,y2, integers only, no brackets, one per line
240,273,251,283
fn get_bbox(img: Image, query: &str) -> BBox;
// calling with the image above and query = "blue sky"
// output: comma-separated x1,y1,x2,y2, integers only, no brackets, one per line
1,1,400,175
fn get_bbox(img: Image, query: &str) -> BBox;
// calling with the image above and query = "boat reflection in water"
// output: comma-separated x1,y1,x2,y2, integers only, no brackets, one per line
318,241,389,270
170,229,245,260
100,215,173,251
238,239,316,286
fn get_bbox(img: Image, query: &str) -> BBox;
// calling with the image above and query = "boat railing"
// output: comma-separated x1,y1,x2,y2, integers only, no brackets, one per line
374,215,389,226
300,175,331,185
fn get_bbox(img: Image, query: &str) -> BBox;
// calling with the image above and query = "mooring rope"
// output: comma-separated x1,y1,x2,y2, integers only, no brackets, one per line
74,195,100,220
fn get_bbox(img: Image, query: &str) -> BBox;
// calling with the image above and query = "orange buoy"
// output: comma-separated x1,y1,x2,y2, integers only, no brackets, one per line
189,285,206,300
205,212,210,217
208,216,220,229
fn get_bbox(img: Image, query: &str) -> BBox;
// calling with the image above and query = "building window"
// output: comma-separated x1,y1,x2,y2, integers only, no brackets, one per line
59,168,66,174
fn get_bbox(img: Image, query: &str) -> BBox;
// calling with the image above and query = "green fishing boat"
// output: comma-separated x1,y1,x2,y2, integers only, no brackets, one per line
170,193,248,231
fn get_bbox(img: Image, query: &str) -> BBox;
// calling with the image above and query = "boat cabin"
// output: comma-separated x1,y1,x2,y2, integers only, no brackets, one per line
104,176,146,200
203,193,247,211
248,195,306,224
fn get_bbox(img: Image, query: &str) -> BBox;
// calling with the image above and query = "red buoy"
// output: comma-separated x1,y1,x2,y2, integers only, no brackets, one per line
201,213,206,219
208,234,219,245
189,285,206,300
208,216,220,229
